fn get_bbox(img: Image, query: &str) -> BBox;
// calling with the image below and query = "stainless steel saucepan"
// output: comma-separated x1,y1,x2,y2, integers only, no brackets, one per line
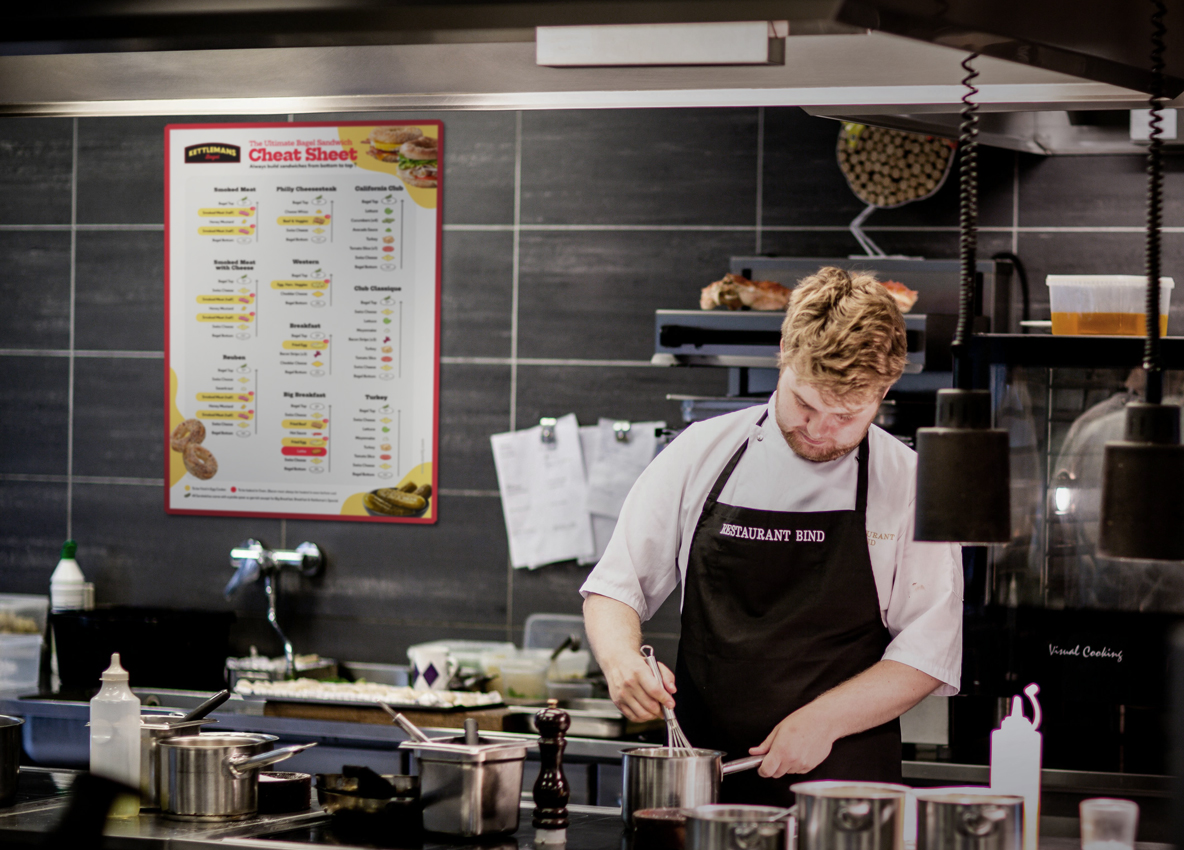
790,780,910,850
159,732,315,821
621,747,764,826
686,804,792,850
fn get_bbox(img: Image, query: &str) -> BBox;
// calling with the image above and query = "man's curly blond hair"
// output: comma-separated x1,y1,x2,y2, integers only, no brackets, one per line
779,266,908,404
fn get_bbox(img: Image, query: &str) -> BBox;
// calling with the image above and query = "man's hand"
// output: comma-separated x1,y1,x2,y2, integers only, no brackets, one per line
604,652,676,723
748,660,942,778
583,593,677,723
748,706,836,778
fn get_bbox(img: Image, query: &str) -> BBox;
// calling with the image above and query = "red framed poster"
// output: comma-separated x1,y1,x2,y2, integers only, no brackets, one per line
164,121,441,523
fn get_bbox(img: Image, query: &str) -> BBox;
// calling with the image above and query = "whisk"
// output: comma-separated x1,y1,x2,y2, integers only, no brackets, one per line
640,645,694,751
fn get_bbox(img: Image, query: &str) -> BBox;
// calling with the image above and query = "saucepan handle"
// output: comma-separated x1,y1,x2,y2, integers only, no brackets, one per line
226,742,317,778
721,755,765,776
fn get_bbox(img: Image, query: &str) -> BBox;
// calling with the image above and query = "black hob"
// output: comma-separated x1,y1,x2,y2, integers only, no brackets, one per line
261,803,626,850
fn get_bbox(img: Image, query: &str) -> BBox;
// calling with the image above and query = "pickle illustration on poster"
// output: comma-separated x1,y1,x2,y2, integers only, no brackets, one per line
164,121,441,522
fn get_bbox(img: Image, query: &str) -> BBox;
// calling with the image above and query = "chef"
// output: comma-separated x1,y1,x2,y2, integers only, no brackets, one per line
581,267,962,803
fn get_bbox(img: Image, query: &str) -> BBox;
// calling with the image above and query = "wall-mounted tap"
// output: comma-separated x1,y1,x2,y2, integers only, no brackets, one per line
226,539,323,679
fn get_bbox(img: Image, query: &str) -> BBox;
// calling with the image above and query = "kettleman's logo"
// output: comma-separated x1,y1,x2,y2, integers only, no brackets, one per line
720,523,824,542
185,143,241,164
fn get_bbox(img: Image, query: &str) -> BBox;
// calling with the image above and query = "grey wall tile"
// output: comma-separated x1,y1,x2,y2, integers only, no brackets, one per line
517,230,756,361
1017,152,1184,228
0,480,68,594
72,358,164,479
75,230,165,351
0,118,73,225
515,365,727,429
520,109,759,226
759,229,963,261
439,363,510,492
71,481,280,610
0,356,69,475
762,108,863,228
76,114,274,225
294,111,517,225
0,231,71,349
511,561,591,630
284,495,509,628
441,230,513,359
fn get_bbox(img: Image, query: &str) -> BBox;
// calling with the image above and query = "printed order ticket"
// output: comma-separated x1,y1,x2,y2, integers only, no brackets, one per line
164,122,441,523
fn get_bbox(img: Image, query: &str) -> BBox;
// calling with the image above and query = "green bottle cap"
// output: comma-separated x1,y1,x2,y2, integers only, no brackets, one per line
60,540,77,559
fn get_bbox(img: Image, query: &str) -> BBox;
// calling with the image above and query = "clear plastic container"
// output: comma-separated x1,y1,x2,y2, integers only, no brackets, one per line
0,634,43,691
1048,275,1173,335
548,649,591,681
497,655,550,700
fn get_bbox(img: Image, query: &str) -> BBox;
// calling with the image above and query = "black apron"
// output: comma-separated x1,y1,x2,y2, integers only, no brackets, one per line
674,413,901,806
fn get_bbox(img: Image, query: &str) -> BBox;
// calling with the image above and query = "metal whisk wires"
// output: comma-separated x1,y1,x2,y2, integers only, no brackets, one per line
640,645,693,751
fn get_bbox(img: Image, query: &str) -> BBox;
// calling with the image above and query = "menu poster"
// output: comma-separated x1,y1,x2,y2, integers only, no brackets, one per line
164,121,441,523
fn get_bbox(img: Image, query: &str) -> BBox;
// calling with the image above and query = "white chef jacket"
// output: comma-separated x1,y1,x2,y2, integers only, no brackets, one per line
580,392,963,696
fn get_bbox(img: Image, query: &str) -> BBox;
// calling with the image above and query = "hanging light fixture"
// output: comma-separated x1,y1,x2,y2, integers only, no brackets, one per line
1097,0,1184,561
914,54,1012,544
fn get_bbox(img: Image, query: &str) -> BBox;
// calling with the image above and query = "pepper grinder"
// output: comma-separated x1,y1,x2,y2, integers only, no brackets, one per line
532,698,570,845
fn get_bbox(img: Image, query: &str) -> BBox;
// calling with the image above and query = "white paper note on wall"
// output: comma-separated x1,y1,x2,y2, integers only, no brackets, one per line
578,425,616,566
491,413,595,569
586,418,664,518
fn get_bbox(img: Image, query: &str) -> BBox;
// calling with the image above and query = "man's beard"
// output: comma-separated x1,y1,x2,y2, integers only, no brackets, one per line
782,426,869,463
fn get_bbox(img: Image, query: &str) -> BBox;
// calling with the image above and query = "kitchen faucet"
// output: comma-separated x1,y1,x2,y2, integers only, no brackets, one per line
225,539,323,679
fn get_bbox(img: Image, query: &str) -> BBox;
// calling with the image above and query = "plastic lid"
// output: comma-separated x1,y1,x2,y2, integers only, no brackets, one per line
60,540,77,559
101,652,129,682
1046,275,1175,288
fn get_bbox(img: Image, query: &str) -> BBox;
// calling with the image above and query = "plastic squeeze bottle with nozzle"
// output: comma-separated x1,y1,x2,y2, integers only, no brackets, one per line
89,653,142,816
991,683,1042,850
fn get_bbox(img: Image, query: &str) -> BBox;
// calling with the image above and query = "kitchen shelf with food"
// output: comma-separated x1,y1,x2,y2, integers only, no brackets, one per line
232,679,504,711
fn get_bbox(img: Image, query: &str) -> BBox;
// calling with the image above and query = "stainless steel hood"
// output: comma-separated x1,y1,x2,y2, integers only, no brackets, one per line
0,0,1175,123
0,32,1160,119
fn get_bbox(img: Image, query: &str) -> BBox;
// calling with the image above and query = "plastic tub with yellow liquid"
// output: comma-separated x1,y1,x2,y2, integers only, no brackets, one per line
1048,275,1173,335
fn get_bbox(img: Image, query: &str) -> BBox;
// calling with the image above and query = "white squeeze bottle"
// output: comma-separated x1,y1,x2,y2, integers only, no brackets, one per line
50,540,86,611
991,683,1042,850
90,653,142,817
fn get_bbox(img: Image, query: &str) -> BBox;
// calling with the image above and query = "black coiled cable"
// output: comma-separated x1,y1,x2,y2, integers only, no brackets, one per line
1145,0,1167,405
954,53,980,390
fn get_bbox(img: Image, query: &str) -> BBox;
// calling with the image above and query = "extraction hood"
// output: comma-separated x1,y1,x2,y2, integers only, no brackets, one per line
0,0,1180,124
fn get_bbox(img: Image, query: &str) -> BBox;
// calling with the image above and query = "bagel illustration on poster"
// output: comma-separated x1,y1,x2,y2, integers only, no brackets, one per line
164,121,441,522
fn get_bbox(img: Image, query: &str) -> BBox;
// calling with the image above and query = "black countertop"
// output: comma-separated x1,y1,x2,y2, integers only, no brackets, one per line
255,804,625,850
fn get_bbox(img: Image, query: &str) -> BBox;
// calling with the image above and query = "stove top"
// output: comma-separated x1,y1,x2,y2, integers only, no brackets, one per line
259,803,626,850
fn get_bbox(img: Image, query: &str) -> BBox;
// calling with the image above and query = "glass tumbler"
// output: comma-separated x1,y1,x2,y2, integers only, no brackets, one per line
1080,798,1139,850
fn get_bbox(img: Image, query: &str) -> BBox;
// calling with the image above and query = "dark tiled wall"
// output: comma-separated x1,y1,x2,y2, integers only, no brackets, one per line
0,107,1175,670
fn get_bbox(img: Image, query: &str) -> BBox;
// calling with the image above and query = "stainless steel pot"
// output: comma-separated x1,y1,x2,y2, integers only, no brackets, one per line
139,718,215,808
621,747,764,827
159,732,315,821
399,735,529,837
789,780,909,850
687,805,790,850
915,790,1023,850
0,716,23,804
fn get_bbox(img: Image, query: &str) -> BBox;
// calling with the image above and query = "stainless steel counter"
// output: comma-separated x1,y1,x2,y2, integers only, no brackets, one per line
2,695,1175,840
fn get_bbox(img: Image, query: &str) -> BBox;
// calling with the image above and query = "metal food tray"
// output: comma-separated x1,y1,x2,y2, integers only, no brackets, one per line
245,693,505,712
504,699,636,739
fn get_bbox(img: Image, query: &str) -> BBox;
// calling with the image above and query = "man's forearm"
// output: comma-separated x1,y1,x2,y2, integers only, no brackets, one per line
749,659,942,777
801,660,940,740
583,593,643,668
